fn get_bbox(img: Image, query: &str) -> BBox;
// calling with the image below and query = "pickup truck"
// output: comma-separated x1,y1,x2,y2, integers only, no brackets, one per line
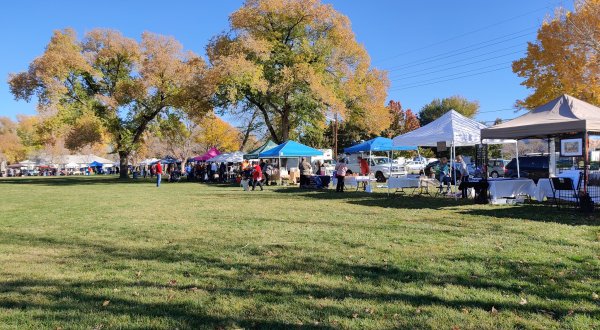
346,156,405,182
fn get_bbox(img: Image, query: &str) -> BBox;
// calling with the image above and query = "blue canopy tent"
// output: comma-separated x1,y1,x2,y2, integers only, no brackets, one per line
258,140,323,158
344,137,417,153
344,137,420,195
89,161,103,167
259,141,323,184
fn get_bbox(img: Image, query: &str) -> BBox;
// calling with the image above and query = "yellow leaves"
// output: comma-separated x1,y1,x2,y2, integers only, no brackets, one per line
513,0,600,108
64,112,105,151
83,29,140,70
194,112,242,152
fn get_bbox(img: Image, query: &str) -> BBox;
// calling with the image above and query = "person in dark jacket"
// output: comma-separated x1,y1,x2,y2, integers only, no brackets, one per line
298,157,312,188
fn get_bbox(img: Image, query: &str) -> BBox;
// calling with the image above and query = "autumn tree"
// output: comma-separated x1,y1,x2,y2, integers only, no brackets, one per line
418,95,479,126
381,100,420,138
0,117,27,163
155,111,203,170
194,112,241,152
207,0,390,144
8,29,212,179
513,0,600,108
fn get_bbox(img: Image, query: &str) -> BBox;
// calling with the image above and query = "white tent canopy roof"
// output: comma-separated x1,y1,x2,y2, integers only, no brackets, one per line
393,110,487,147
139,158,160,166
207,151,244,163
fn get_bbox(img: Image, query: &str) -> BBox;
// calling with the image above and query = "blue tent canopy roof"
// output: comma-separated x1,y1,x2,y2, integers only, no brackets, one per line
258,140,323,158
344,137,417,153
89,161,103,167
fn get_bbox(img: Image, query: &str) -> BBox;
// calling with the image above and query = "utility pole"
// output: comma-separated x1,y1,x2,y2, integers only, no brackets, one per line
333,113,338,159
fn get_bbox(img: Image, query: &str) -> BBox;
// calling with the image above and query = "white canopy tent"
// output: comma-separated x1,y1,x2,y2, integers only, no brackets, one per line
393,110,486,147
139,158,160,166
207,151,244,163
393,110,520,196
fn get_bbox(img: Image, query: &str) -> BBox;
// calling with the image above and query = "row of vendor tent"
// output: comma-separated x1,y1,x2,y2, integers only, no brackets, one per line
12,155,115,169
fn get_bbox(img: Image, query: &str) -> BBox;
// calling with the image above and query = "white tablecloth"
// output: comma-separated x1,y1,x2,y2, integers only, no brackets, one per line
535,179,553,201
535,177,583,202
332,176,371,188
487,179,536,202
388,177,420,189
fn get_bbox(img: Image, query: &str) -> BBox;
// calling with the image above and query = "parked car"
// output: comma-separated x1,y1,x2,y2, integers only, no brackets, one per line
488,159,510,178
346,156,406,182
405,160,427,174
423,160,462,184
23,169,39,176
505,156,549,183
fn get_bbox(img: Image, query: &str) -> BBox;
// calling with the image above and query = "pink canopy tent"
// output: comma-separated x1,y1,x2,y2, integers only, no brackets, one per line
192,147,221,162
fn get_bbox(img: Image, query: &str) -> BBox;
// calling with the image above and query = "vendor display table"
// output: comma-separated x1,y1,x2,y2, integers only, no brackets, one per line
487,178,536,203
332,175,371,191
535,179,553,201
458,179,489,203
305,175,331,189
388,176,439,195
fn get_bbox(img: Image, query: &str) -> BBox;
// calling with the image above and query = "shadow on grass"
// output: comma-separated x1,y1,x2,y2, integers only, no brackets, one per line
458,206,600,226
270,187,461,210
0,279,330,329
270,188,599,225
2,231,598,328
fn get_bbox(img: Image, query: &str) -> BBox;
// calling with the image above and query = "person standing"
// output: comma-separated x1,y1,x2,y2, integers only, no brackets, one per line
210,162,218,182
251,161,264,191
359,157,370,176
335,158,348,192
219,162,227,182
299,157,312,188
456,155,469,198
155,161,163,187
264,160,272,186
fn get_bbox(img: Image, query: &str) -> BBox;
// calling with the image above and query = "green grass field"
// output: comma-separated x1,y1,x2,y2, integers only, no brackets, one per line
0,176,598,329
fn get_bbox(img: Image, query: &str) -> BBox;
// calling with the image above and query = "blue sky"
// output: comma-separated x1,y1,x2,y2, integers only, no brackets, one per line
0,0,571,125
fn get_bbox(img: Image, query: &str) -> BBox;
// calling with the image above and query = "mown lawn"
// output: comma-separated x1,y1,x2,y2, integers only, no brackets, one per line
0,176,598,329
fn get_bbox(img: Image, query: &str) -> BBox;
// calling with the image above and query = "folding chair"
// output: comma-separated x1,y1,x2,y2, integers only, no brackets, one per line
550,177,579,209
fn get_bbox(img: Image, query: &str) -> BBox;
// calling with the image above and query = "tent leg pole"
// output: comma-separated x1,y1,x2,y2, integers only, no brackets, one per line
388,150,392,196
584,132,589,193
453,143,457,200
516,141,520,178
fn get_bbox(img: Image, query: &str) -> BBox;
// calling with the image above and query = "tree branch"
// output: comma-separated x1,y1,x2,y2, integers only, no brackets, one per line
246,95,280,143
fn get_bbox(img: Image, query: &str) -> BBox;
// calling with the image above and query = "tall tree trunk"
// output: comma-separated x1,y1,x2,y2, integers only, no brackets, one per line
240,110,258,150
118,151,129,179
281,106,290,142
